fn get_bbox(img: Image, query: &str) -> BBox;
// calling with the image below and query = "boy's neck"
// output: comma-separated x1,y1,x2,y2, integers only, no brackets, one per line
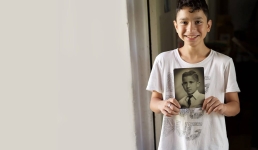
178,44,210,63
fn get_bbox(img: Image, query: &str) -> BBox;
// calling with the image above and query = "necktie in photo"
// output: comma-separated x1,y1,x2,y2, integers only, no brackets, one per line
187,95,193,107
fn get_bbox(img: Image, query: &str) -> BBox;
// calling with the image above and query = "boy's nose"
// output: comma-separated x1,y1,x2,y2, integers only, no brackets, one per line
187,22,196,32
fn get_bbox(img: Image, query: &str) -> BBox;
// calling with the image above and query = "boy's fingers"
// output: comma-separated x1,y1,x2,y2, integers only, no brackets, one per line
206,99,217,111
161,110,168,116
163,106,178,116
170,105,180,113
203,96,219,113
164,106,172,114
213,104,221,112
169,98,181,108
213,105,222,113
207,100,221,114
166,103,180,114
161,109,169,116
202,96,213,110
213,104,225,115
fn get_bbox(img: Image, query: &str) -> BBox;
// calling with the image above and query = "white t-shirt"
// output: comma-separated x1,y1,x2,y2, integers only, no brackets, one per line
146,49,240,150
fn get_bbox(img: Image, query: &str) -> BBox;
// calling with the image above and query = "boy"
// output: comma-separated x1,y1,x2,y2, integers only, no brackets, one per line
179,70,204,108
146,0,240,149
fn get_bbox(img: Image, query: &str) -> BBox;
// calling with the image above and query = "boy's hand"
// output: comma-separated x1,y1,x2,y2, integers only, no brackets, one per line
202,96,226,115
158,98,181,117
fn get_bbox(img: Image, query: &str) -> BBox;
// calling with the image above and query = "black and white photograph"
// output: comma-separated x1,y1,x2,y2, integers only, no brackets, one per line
174,67,205,109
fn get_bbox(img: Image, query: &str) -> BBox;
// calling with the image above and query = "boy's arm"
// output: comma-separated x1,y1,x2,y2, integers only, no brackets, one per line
150,91,181,117
202,92,240,116
222,92,240,116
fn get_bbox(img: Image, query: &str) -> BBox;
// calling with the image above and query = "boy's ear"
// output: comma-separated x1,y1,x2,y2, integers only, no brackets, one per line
207,20,212,32
173,20,178,32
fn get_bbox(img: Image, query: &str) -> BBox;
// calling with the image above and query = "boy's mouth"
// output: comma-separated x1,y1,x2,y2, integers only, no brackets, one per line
185,35,199,39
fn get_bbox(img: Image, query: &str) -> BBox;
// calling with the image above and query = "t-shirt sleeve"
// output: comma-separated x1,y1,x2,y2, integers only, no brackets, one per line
224,59,240,93
146,55,163,94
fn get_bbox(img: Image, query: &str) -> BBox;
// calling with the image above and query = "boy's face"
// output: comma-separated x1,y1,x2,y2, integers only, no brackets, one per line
173,7,212,47
182,75,200,95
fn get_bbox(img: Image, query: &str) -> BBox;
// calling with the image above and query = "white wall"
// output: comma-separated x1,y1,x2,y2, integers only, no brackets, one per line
0,0,137,150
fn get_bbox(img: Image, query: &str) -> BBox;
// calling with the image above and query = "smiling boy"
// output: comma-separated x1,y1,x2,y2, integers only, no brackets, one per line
146,0,240,150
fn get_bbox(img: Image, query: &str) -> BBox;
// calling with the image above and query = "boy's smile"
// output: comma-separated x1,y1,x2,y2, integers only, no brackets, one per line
174,7,212,47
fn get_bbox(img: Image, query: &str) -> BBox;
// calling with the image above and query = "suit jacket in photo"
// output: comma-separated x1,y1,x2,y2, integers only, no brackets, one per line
179,90,205,108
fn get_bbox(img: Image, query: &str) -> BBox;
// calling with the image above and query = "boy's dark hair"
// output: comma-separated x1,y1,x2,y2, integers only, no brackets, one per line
176,0,209,20
182,70,199,82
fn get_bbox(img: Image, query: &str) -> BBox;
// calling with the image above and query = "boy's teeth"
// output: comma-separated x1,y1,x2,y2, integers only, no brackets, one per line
188,36,196,38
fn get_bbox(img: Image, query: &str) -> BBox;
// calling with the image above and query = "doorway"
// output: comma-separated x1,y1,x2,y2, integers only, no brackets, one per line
147,0,258,149
148,0,178,148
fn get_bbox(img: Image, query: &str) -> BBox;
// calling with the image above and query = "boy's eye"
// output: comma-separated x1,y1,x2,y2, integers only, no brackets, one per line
195,21,202,24
180,21,188,25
